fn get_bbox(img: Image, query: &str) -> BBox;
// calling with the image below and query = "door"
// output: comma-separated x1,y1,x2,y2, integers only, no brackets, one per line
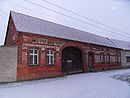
88,52,95,72
62,47,82,74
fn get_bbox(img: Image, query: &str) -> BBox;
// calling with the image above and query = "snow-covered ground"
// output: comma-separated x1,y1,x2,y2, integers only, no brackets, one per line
0,69,130,98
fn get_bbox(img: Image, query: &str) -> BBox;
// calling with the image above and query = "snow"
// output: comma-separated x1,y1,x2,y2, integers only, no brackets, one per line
0,69,130,98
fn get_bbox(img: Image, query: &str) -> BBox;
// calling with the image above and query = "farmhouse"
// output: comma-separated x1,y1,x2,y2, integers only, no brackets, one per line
0,11,122,82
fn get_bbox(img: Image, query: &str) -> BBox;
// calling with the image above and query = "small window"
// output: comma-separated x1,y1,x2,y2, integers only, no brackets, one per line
126,56,130,62
29,49,39,66
40,39,47,44
48,42,53,45
32,39,37,43
23,36,30,41
46,50,54,65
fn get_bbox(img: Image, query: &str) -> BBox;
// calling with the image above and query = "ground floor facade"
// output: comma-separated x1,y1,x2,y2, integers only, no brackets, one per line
0,33,122,82
15,33,122,81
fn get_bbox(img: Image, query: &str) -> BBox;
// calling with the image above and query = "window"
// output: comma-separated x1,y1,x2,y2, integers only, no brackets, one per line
126,56,130,62
48,42,53,45
115,54,118,63
39,39,47,44
100,53,105,63
23,36,30,41
29,49,38,66
32,39,37,43
106,53,110,63
47,50,54,65
110,55,116,63
95,54,100,63
118,55,121,63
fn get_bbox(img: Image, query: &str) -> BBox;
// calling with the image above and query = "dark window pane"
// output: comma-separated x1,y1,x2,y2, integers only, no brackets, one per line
34,55,38,64
29,55,33,65
47,50,49,54
51,56,54,64
29,50,33,54
51,51,53,54
34,50,38,54
32,39,37,43
47,56,49,64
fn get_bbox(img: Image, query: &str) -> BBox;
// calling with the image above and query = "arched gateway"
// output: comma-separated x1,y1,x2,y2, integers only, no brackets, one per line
62,47,83,74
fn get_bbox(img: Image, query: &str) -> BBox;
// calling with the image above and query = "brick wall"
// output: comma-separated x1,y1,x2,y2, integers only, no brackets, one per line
4,15,19,46
16,32,121,81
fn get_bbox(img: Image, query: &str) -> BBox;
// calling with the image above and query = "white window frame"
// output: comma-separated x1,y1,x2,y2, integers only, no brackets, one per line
47,50,54,65
29,49,39,65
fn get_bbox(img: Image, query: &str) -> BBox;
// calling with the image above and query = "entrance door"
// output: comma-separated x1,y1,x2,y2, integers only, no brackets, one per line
88,52,95,72
62,47,82,74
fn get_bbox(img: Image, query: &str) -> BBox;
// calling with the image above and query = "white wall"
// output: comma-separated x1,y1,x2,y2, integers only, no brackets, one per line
0,46,17,82
121,50,130,68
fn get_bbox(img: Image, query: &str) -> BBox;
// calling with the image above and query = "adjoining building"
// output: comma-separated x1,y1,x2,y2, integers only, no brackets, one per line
0,11,122,82
108,38,130,68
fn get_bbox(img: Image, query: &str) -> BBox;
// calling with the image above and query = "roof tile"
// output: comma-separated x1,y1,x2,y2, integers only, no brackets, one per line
11,11,117,48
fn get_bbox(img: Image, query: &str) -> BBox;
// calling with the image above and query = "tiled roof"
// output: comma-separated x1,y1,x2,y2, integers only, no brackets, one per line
10,11,118,48
108,38,130,50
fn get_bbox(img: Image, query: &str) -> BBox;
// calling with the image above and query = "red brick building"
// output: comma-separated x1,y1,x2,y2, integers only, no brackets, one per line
4,11,121,81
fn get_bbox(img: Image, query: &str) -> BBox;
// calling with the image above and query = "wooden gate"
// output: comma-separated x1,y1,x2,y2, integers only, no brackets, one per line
62,47,83,74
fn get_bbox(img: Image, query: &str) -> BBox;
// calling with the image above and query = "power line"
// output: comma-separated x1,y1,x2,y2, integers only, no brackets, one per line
41,0,130,36
0,9,7,16
2,0,98,33
3,1,36,13
0,10,7,19
1,1,92,31
23,0,130,38
1,0,129,39
0,14,6,19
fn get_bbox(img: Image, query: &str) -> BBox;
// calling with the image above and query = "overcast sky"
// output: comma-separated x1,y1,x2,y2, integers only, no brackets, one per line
0,0,130,45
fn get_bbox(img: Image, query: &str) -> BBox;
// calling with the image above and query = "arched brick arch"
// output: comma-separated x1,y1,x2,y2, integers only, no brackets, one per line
59,44,88,74
59,44,84,55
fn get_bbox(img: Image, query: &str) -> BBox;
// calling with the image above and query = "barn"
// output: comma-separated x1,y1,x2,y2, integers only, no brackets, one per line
1,11,122,82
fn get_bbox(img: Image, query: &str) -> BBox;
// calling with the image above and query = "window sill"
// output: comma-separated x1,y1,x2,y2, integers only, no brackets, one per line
46,64,55,66
29,64,39,67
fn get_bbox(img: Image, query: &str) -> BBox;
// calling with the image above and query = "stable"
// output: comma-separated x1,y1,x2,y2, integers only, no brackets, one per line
1,11,121,82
